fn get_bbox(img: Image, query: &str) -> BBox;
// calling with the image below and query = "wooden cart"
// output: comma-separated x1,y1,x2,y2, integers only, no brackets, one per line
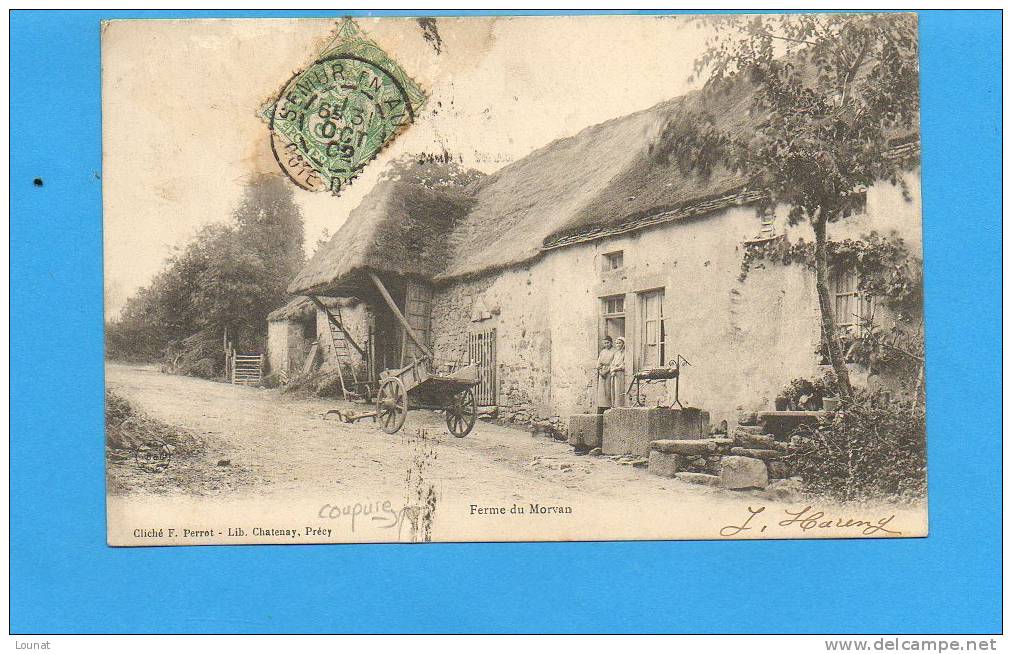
312,271,480,437
374,356,480,437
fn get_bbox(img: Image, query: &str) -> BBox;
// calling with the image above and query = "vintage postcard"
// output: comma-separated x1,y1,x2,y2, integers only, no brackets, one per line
103,14,927,545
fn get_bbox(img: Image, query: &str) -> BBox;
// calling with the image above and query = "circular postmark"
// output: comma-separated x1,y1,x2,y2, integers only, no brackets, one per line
269,55,416,194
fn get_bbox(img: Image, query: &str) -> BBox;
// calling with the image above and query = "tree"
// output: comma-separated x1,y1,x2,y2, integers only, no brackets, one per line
106,173,305,372
655,13,920,398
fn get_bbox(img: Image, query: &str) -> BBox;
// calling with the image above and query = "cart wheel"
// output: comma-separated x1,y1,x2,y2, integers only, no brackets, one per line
445,388,477,438
376,377,407,434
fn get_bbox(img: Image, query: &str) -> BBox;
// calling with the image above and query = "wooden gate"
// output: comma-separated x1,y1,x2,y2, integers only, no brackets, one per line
468,328,497,406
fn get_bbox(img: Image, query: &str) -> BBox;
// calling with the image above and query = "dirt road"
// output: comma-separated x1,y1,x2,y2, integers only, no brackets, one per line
106,362,716,503
105,363,927,544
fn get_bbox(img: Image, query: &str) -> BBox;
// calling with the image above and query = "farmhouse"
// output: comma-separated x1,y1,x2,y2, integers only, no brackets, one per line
277,83,921,428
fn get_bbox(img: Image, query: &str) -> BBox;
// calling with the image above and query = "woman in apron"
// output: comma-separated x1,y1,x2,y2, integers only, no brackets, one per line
595,336,614,413
610,337,627,407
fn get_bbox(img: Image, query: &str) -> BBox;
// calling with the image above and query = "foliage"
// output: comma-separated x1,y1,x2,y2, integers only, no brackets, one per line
786,391,927,502
380,153,485,200
741,231,923,318
658,13,921,398
682,13,920,223
741,230,925,399
105,174,305,376
779,370,839,410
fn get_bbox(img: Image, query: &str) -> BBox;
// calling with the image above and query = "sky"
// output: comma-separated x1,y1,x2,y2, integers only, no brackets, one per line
102,15,715,319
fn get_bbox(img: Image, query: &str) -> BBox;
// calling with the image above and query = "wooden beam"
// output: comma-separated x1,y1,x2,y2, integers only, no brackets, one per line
307,295,366,357
367,271,433,360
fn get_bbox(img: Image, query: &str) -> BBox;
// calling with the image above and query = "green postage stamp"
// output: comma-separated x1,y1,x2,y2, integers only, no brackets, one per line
264,19,427,194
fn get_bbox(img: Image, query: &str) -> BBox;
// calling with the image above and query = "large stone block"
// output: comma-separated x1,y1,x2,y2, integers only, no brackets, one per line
567,414,603,449
732,430,777,449
651,439,717,456
719,456,769,490
647,450,682,478
603,407,711,456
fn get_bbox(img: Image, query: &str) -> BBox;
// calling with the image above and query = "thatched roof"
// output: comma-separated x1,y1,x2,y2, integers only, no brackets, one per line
438,81,760,279
291,72,917,291
267,295,356,322
287,180,474,295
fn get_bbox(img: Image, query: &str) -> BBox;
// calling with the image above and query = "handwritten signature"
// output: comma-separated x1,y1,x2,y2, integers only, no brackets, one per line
720,505,902,537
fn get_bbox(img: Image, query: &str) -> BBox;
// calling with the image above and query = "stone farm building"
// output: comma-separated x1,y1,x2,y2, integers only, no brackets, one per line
274,85,921,428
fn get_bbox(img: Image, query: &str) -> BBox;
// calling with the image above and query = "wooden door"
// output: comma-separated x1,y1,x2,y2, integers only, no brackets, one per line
401,281,433,365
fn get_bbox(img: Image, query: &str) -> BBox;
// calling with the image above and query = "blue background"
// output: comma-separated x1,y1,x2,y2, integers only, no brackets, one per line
10,10,1002,634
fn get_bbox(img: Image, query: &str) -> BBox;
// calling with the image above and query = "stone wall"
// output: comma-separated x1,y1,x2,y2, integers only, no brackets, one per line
431,268,554,424
646,411,799,496
266,320,303,376
315,302,371,372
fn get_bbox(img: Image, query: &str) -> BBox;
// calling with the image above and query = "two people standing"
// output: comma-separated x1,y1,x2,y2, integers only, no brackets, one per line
596,336,626,412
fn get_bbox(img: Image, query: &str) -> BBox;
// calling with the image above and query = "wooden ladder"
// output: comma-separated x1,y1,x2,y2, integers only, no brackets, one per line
232,354,263,386
757,213,777,238
309,297,365,403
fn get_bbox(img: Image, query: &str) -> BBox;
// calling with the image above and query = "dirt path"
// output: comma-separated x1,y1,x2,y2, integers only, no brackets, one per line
105,363,926,543
106,363,718,504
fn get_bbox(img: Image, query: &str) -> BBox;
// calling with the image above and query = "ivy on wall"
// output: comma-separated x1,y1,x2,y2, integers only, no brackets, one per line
740,230,925,399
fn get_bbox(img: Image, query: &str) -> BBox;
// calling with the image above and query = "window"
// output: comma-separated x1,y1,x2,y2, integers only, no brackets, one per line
639,289,666,369
833,270,874,333
604,295,625,316
603,251,624,271
601,295,626,342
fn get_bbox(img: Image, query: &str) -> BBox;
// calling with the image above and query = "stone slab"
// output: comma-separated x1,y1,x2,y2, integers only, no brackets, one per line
729,447,783,460
651,439,718,456
647,450,682,478
732,431,777,449
603,407,711,456
720,456,769,489
567,414,603,449
675,472,722,487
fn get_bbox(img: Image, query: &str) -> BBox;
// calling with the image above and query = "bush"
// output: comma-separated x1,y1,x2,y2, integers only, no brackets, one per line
162,330,225,379
779,371,838,411
786,391,926,502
